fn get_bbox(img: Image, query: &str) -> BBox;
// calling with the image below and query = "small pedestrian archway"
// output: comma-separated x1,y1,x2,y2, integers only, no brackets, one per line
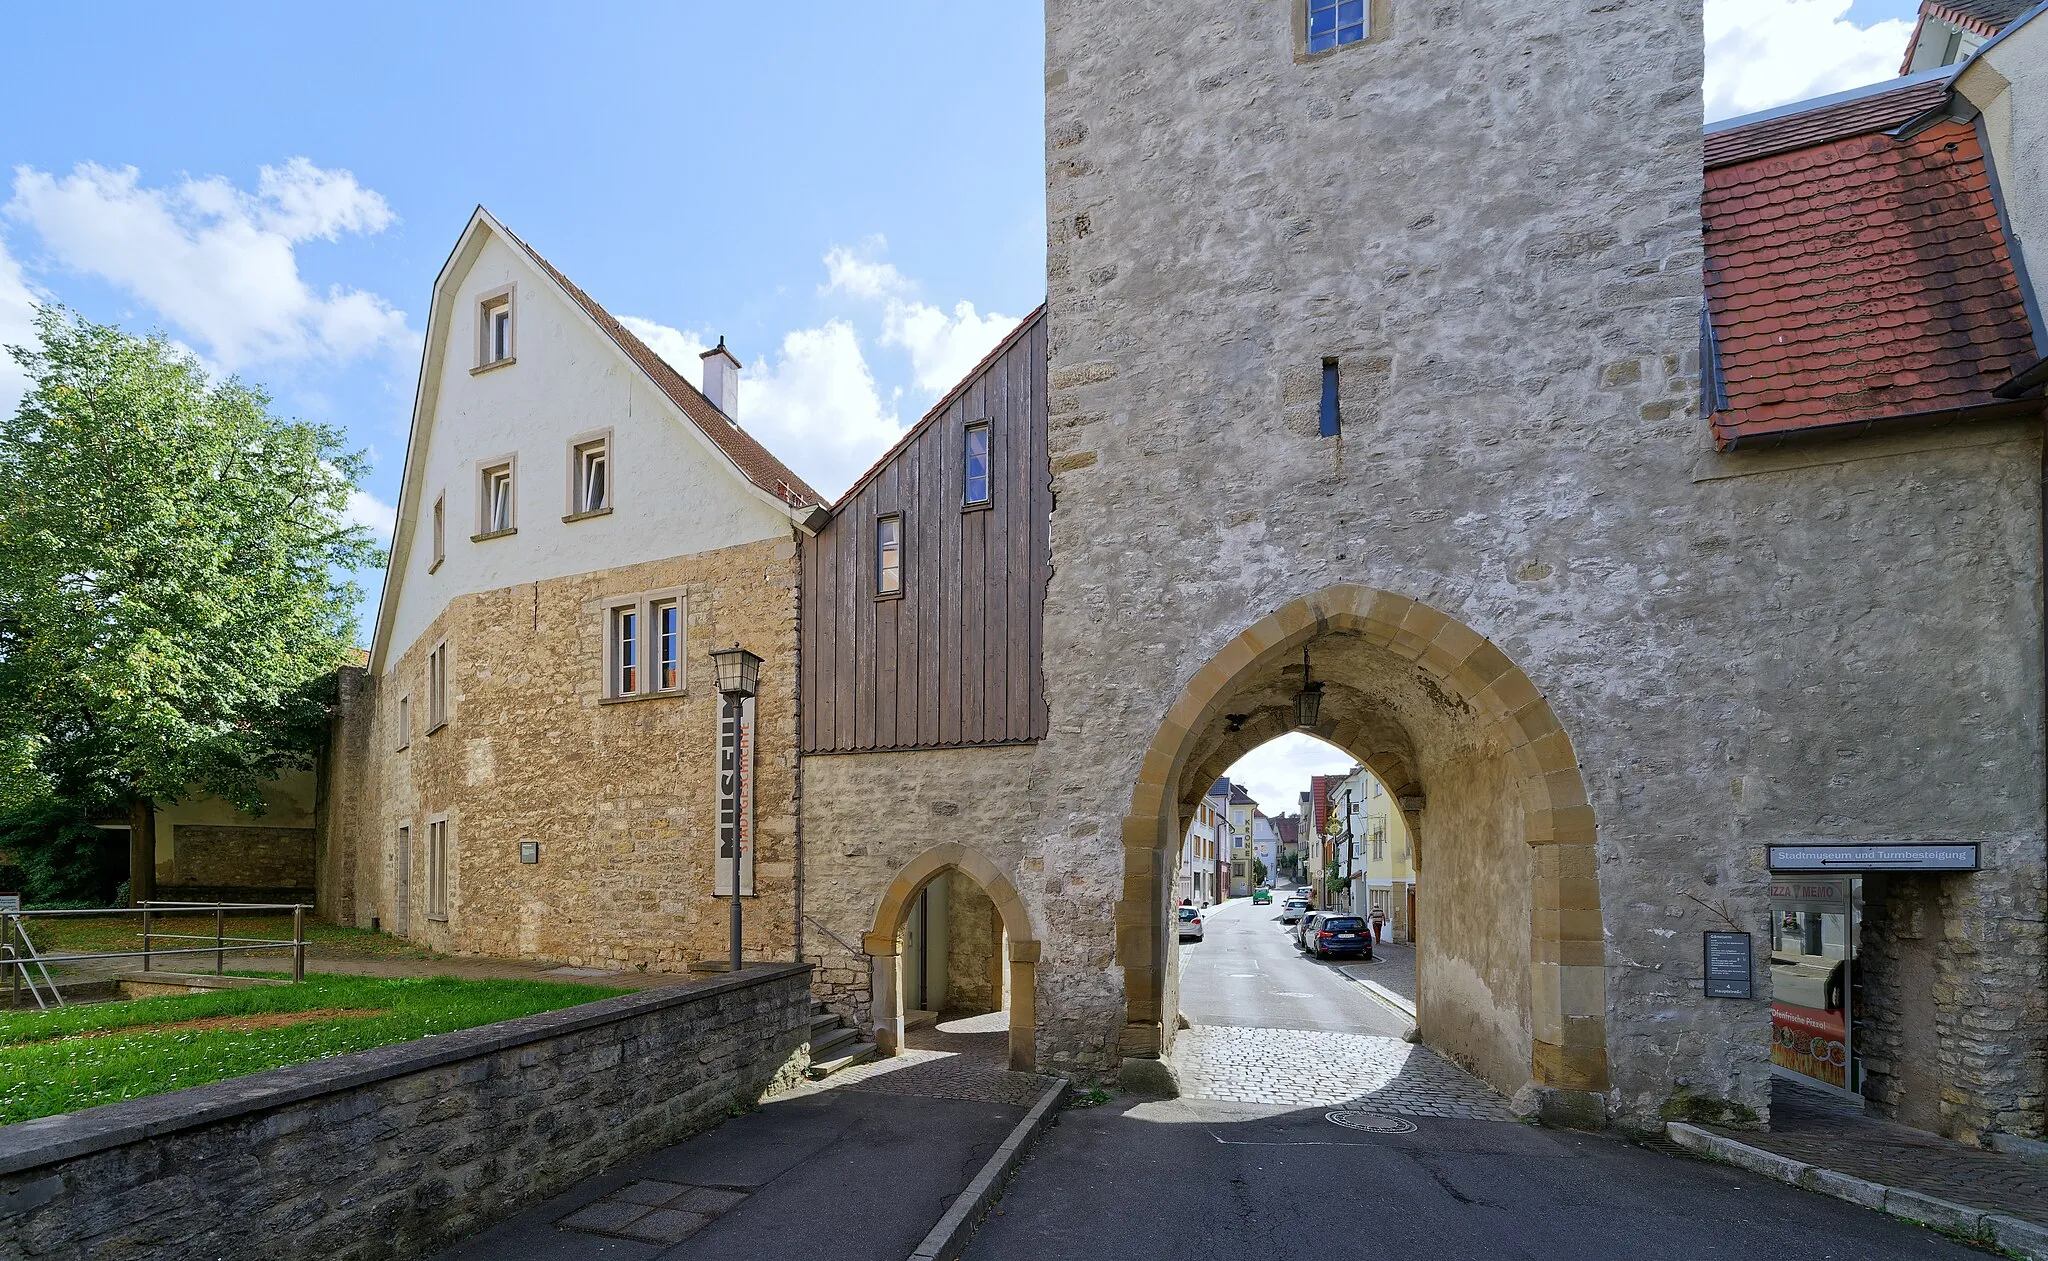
1121,585,1608,1108
863,842,1041,1072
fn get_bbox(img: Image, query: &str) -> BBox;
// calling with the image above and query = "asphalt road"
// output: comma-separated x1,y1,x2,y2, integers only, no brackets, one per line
1177,895,1409,1036
964,896,1976,1261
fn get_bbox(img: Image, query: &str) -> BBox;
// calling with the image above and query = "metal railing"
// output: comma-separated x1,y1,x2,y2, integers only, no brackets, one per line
3,902,310,1010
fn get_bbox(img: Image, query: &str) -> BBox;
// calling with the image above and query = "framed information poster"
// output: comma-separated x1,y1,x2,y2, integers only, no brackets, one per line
1703,930,1753,999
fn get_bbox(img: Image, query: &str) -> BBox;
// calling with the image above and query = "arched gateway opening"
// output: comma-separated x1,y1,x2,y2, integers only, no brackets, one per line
1122,586,1607,1108
863,842,1040,1072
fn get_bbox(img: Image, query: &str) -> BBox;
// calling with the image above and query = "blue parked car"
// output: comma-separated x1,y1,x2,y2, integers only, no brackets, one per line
1305,914,1373,960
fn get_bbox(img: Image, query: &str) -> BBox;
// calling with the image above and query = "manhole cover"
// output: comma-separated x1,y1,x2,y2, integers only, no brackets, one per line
1325,1111,1418,1134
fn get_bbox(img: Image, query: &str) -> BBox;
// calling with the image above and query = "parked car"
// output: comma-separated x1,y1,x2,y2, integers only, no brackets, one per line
1178,905,1204,942
1294,911,1322,949
1280,898,1310,924
1306,914,1373,960
1252,887,1272,905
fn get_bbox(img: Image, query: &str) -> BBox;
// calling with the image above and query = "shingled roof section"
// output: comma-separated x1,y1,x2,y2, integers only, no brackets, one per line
1702,116,2037,448
1705,76,1951,170
497,225,824,509
1926,0,2033,34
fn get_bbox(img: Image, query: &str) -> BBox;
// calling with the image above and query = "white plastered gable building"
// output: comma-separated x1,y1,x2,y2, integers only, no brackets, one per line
333,207,824,968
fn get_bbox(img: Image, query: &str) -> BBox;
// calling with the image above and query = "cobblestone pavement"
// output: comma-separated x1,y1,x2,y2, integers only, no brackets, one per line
1712,1076,2048,1225
826,1009,1060,1109
1171,1023,1515,1120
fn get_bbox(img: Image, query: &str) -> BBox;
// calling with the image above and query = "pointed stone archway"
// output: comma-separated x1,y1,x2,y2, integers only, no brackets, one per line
1119,584,1607,1115
864,842,1041,1072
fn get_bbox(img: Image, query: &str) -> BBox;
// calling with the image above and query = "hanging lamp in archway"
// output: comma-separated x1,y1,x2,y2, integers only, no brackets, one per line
1294,645,1325,729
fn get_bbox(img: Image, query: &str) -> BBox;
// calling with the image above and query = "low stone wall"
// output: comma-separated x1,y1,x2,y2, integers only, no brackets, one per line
0,963,812,1260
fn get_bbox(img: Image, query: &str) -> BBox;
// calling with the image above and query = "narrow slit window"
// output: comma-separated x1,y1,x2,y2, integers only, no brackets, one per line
964,423,991,506
1307,0,1368,52
654,599,681,691
615,606,640,696
396,694,411,749
1319,358,1341,437
427,641,450,729
876,515,903,596
427,819,448,920
432,493,446,568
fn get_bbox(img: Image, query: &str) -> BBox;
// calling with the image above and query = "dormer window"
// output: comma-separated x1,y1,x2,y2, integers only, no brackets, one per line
1305,0,1368,53
475,286,515,370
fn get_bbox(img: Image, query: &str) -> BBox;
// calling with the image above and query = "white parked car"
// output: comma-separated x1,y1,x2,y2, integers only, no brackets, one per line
1178,905,1204,941
1280,898,1311,924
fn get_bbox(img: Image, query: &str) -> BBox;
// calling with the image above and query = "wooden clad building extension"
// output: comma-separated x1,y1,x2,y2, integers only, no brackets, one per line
801,307,1050,752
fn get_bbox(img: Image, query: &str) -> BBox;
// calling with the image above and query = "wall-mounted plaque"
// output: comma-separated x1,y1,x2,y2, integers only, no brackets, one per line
1704,930,1753,999
519,842,540,865
1766,843,1978,872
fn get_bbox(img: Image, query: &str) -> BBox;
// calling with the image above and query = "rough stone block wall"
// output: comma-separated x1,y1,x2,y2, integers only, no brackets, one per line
331,536,802,972
945,871,1000,1015
0,965,812,1261
167,825,315,891
1037,0,2047,1127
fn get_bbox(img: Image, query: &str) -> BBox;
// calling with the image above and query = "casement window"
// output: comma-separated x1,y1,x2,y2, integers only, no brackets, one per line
1306,0,1368,52
476,456,516,538
876,515,903,597
396,693,411,749
603,589,688,699
567,430,612,519
963,423,991,507
476,287,515,369
431,493,446,571
426,639,450,731
426,816,449,921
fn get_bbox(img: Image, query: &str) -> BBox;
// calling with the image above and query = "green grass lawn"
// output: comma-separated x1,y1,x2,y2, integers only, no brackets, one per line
0,973,624,1125
21,913,443,961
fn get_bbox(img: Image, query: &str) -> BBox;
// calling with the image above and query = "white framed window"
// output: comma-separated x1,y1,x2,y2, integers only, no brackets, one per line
876,514,903,597
602,589,687,700
431,493,446,572
426,815,450,921
567,429,612,518
475,455,517,538
396,693,411,749
476,285,515,369
426,639,450,731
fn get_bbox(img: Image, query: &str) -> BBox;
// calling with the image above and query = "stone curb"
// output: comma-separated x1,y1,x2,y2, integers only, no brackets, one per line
1665,1122,2048,1260
907,1076,1069,1261
0,962,812,1176
1337,964,1417,1019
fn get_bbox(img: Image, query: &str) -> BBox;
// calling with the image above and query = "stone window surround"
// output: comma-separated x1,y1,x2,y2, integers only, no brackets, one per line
396,692,411,751
426,812,450,922
565,427,613,521
600,587,689,703
472,283,517,374
426,638,451,734
472,451,519,541
1291,0,1392,60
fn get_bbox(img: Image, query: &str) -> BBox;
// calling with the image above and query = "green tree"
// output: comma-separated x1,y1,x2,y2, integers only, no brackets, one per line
0,309,381,875
1252,857,1268,887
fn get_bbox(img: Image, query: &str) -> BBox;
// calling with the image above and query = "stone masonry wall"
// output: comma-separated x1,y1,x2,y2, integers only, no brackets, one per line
1038,0,2046,1128
0,964,812,1261
167,825,314,892
945,871,1000,1015
333,534,802,972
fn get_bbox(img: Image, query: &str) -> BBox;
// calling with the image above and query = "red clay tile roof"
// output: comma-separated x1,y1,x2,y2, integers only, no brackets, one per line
1927,0,2032,34
496,222,824,509
1705,77,1951,170
1703,117,2037,447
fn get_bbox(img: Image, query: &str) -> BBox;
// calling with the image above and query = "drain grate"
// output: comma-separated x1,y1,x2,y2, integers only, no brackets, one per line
1325,1111,1418,1134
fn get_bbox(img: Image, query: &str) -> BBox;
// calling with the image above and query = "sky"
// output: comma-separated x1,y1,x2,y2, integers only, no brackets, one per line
0,0,1934,814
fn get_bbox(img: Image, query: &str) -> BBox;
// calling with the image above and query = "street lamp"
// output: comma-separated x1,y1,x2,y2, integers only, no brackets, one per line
710,643,762,974
1294,645,1324,729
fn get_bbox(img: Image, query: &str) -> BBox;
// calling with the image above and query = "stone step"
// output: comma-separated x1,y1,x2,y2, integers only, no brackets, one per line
809,1011,843,1034
810,1024,860,1058
809,1041,878,1080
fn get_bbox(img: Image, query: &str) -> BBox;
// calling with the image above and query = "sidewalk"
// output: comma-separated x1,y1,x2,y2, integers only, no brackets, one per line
427,1012,1063,1260
1669,1076,2048,1257
1339,937,1416,1013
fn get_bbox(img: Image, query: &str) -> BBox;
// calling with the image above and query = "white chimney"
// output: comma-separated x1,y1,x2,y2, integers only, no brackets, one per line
700,337,741,419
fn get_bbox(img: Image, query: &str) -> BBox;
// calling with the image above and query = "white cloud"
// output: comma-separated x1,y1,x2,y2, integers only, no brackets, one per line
345,488,397,540
824,238,1018,396
623,314,903,501
0,235,38,416
1705,0,1916,121
4,159,411,370
1224,733,1358,821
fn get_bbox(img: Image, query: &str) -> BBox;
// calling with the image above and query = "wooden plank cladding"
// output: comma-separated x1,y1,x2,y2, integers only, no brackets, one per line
801,307,1049,753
